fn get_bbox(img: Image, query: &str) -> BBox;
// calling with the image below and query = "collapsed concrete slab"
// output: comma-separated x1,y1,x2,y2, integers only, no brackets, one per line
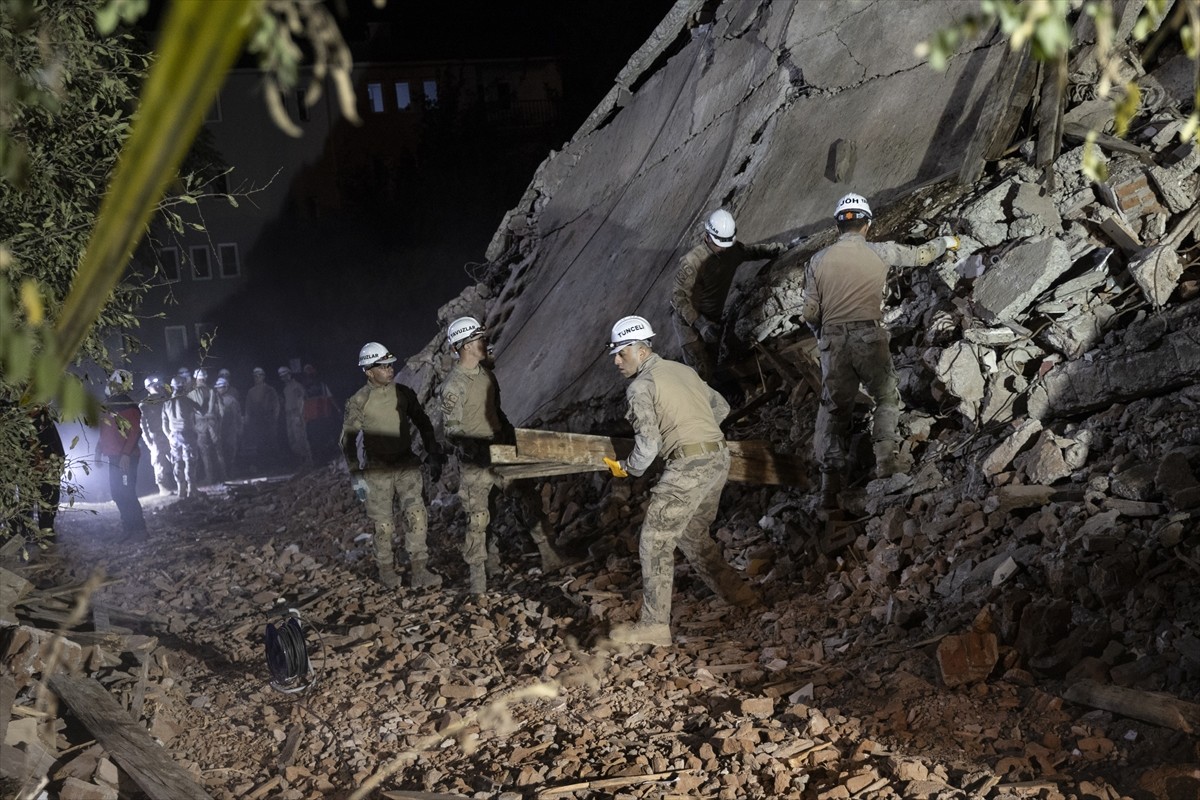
1028,301,1200,419
1128,245,1184,308
972,236,1074,324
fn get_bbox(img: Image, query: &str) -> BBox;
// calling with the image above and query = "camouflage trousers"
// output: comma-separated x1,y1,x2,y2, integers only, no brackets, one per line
673,313,716,383
364,463,428,569
814,322,900,474
144,432,174,492
637,448,748,626
168,432,196,497
194,416,226,484
458,463,551,568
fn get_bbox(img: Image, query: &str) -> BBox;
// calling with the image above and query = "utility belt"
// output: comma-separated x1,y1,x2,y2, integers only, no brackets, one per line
669,440,727,462
822,319,881,333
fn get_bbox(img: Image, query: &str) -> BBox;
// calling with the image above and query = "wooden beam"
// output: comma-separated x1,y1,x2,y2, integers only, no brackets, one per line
48,675,215,800
510,429,810,488
1062,680,1200,733
493,463,609,481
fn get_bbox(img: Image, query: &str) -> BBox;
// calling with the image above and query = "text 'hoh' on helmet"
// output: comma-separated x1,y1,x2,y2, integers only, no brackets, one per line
704,209,736,248
358,341,396,368
447,317,485,348
609,315,656,354
834,193,872,222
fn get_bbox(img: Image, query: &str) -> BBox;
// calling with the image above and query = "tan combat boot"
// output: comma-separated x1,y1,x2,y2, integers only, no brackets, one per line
610,621,672,647
468,564,487,596
410,559,442,589
377,562,400,589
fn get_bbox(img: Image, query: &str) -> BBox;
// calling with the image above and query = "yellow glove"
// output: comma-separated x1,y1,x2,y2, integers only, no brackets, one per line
603,457,628,478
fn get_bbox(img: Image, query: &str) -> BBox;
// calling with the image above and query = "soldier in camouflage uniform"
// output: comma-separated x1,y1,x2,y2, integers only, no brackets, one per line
672,209,789,382
341,342,445,590
439,316,565,595
800,193,959,508
188,368,226,485
162,376,200,499
139,376,176,495
603,316,760,647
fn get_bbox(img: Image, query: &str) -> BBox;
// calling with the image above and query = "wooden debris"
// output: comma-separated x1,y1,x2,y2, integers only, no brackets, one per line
1062,680,1200,734
537,769,690,798
47,675,215,800
492,428,810,487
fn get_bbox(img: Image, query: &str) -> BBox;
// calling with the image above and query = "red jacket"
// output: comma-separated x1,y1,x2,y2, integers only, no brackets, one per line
99,394,142,459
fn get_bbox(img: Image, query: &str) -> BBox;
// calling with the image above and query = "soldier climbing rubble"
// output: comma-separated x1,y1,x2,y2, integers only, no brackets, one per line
800,192,962,510
439,316,566,595
672,209,801,383
603,315,761,647
340,342,445,590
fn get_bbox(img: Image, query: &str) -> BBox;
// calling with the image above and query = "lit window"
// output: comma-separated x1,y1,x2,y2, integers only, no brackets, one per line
366,83,384,113
158,247,180,282
165,326,188,362
423,80,438,107
218,243,240,278
295,89,310,122
395,81,411,110
190,245,212,280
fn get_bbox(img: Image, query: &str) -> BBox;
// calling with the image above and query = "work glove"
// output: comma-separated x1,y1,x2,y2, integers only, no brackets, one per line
603,457,628,478
785,234,806,250
696,317,720,345
350,473,368,503
941,235,961,251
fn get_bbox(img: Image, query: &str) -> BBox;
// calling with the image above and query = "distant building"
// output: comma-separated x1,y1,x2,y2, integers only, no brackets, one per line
131,55,562,376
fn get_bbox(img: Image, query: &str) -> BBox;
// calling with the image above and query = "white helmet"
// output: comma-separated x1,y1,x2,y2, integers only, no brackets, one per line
170,376,188,392
193,368,208,380
214,377,229,389
834,193,872,221
358,341,396,368
448,316,485,349
144,375,162,391
609,315,656,354
106,369,133,397
704,209,736,248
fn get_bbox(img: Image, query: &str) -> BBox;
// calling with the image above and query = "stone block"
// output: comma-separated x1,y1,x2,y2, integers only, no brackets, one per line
961,181,1014,247
982,419,1043,479
1128,245,1183,308
1147,145,1200,214
935,341,988,422
984,484,1055,514
1111,463,1157,501
936,630,999,687
1155,450,1200,510
974,236,1073,323
1014,430,1072,484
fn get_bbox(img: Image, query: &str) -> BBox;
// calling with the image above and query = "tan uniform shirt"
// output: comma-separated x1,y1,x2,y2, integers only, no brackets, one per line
441,363,512,442
801,232,948,328
672,239,787,325
624,353,730,476
341,381,435,468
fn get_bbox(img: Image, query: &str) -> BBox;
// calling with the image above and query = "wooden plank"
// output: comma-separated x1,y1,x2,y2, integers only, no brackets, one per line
1062,680,1200,733
487,445,545,464
493,463,608,481
48,675,214,800
511,429,810,488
